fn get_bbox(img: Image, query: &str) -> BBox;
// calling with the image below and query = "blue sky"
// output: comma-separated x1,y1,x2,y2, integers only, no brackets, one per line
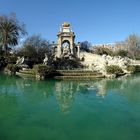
0,0,140,44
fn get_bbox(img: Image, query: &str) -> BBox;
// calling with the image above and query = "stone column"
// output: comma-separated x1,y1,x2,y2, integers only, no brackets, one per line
77,45,80,58
70,44,73,54
57,36,62,58
57,44,62,58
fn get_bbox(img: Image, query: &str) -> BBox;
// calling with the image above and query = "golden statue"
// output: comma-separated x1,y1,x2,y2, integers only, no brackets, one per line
63,22,70,27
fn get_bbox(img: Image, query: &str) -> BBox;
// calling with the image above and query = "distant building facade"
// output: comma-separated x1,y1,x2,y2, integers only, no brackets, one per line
92,42,127,52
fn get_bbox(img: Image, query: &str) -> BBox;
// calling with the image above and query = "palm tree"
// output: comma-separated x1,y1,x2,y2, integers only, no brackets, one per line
0,20,19,54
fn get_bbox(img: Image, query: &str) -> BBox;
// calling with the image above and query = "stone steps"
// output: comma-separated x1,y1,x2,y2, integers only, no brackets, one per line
60,73,102,76
19,70,35,75
57,70,99,73
55,75,105,80
17,70,35,77
17,69,104,79
57,70,102,76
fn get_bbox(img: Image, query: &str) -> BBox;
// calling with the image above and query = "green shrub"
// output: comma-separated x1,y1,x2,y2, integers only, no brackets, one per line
135,56,140,60
6,64,17,73
106,65,123,74
134,65,140,72
127,65,135,73
115,50,128,57
0,56,6,70
33,64,56,77
95,47,114,56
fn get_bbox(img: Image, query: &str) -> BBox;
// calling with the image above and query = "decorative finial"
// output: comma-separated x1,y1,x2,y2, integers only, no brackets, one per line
63,22,70,27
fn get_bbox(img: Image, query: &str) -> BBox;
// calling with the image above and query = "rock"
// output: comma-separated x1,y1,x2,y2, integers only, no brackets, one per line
36,74,45,80
80,52,134,76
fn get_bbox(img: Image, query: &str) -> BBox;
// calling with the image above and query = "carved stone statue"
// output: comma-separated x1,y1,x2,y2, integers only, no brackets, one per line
62,42,70,56
43,53,48,65
16,57,24,66
15,56,29,70
63,46,69,54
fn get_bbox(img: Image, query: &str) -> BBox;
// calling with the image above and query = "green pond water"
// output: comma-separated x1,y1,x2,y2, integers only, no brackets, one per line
0,73,140,140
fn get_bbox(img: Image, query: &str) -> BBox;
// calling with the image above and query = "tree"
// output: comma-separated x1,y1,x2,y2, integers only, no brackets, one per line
115,50,128,57
17,35,50,65
125,34,140,59
95,47,114,56
80,41,92,52
0,49,6,70
0,13,26,54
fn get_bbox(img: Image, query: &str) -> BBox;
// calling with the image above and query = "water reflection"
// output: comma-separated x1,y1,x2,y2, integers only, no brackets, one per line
0,73,140,113
55,81,76,113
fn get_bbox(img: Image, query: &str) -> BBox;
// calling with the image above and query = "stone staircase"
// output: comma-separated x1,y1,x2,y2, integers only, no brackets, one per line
16,69,104,79
16,69,35,77
55,70,104,79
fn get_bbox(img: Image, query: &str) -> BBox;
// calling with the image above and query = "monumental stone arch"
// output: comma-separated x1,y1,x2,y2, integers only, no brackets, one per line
52,22,80,59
